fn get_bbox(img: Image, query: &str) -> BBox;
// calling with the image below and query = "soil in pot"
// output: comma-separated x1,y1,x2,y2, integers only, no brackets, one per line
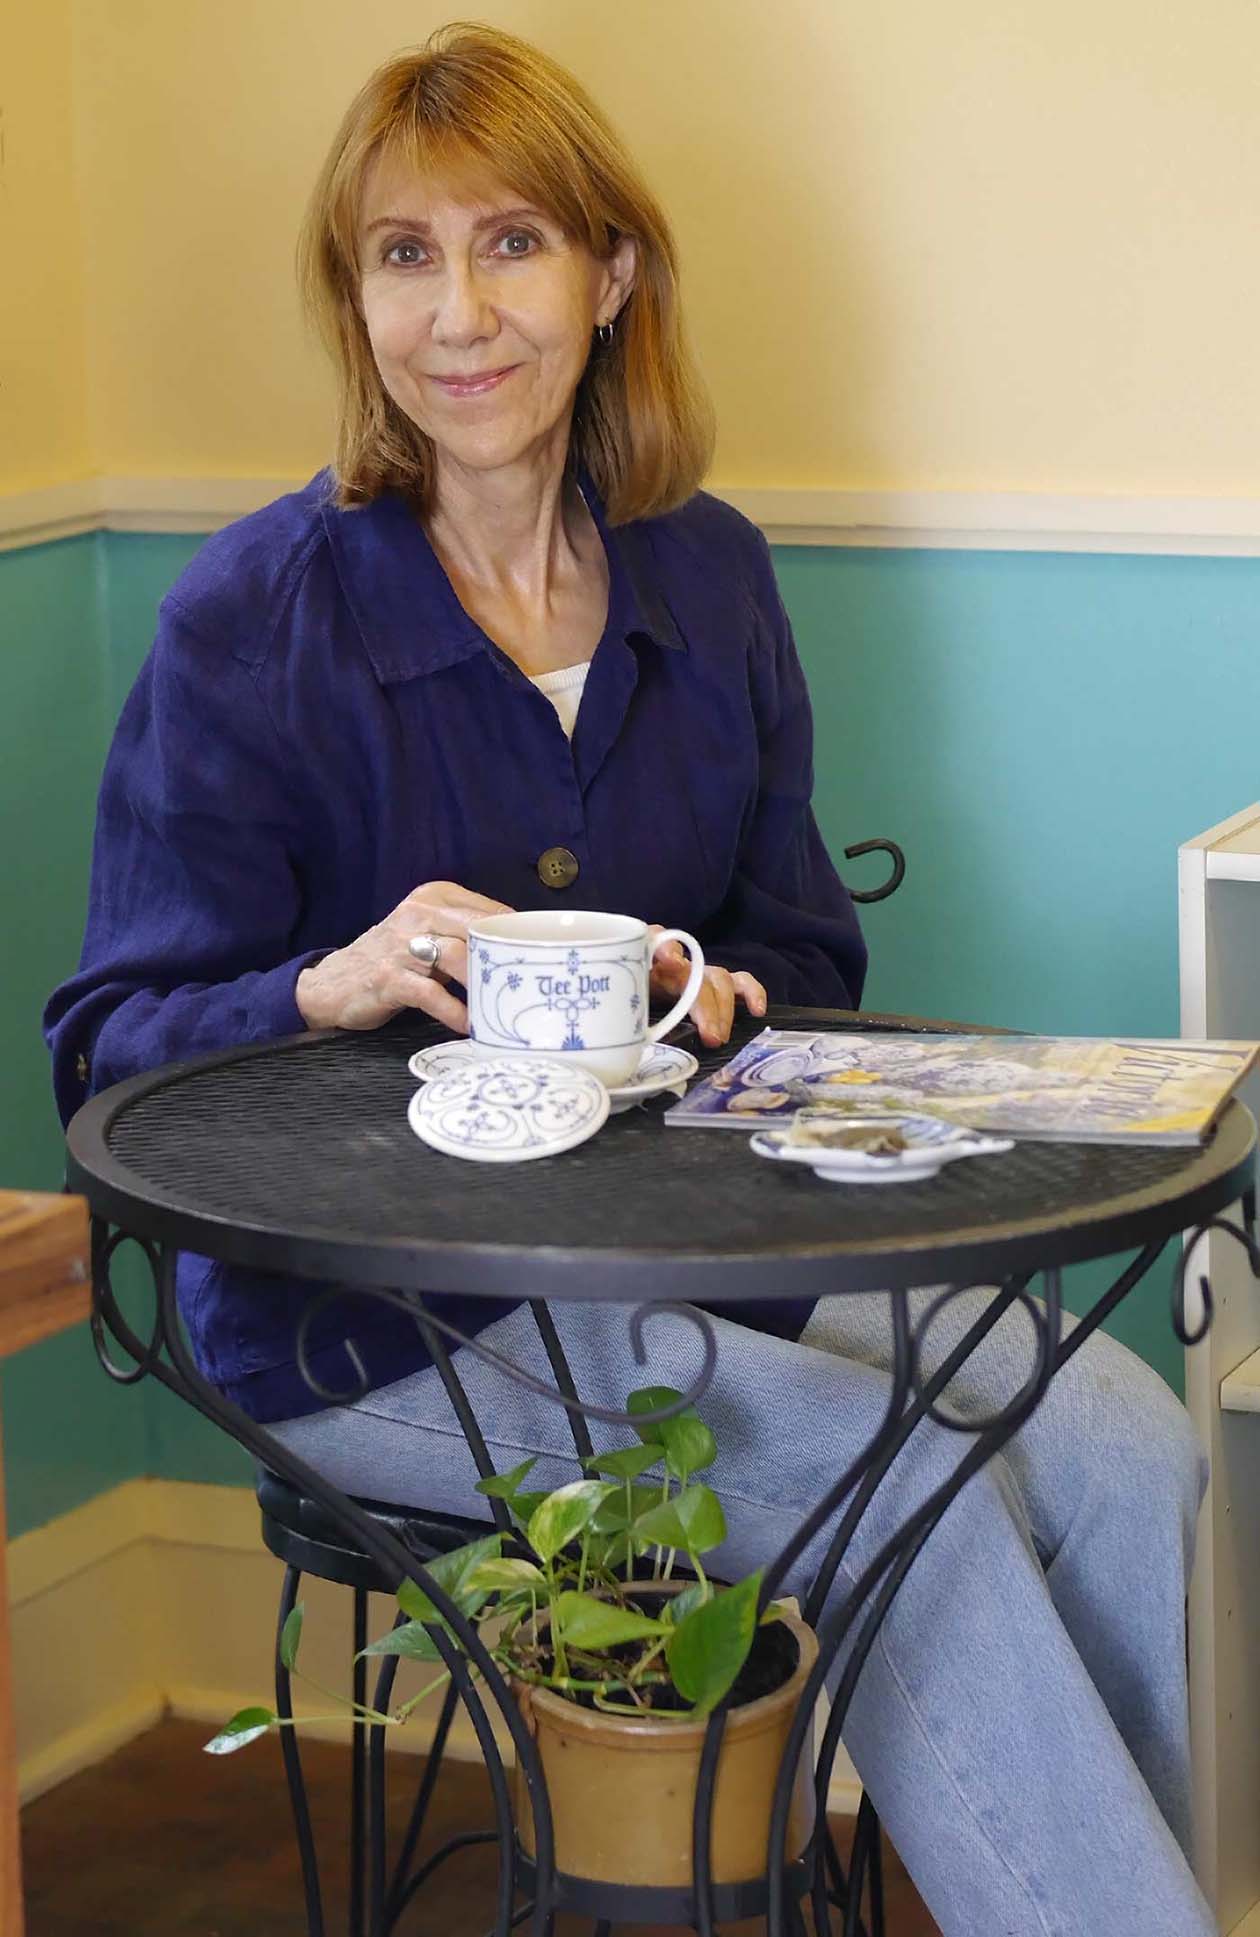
534,1588,800,1713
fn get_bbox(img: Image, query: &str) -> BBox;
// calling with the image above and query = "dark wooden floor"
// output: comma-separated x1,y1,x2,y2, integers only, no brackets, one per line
20,1719,939,1935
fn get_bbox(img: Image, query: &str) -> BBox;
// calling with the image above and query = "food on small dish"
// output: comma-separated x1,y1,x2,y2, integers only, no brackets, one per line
751,1112,1014,1186
787,1120,909,1154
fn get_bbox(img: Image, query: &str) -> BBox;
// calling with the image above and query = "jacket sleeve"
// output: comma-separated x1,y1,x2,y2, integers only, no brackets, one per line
44,596,328,1126
699,535,869,1010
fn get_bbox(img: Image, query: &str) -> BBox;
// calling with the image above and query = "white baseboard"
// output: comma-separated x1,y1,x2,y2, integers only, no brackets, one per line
4,472,1260,557
18,1689,168,1807
7,1479,862,1815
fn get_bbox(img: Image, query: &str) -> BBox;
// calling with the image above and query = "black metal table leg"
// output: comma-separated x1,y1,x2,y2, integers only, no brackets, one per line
351,1586,368,1936
274,1563,326,1937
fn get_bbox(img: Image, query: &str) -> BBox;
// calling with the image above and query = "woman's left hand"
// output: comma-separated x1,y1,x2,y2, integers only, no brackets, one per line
648,930,768,1048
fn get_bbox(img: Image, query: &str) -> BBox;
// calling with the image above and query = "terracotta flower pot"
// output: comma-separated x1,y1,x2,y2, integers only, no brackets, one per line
512,1587,818,1889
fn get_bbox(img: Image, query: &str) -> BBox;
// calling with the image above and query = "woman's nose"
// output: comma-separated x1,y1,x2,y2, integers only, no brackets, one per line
431,264,496,347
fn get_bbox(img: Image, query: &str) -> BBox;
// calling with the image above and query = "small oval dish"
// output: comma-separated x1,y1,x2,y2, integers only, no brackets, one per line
408,1055,610,1163
750,1114,1014,1186
407,1039,698,1113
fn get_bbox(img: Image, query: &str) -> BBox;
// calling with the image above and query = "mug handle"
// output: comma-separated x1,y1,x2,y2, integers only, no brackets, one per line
646,929,706,1043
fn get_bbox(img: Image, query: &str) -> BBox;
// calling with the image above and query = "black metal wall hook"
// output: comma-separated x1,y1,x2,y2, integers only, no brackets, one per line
294,1285,719,1426
1172,1213,1260,1346
843,839,905,904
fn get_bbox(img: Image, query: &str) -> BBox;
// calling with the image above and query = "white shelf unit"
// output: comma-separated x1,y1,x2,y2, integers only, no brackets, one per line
1180,805,1260,1934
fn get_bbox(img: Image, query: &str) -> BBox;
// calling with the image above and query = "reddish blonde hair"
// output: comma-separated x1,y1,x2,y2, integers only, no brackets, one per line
298,22,714,523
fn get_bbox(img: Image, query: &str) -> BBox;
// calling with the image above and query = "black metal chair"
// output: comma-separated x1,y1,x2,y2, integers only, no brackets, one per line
258,1466,511,1936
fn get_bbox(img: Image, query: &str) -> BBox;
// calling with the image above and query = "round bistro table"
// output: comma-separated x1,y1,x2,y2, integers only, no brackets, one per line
64,1006,1259,1937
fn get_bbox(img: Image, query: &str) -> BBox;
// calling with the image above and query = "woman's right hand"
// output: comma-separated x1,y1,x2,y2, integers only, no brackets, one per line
295,881,513,1033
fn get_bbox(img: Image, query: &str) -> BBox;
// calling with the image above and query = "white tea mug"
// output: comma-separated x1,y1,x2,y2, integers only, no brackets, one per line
466,910,705,1087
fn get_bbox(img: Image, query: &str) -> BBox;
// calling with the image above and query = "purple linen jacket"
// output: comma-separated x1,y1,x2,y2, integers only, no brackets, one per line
45,471,867,1420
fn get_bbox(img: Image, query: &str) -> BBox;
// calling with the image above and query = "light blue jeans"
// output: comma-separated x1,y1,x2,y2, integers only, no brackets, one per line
270,1288,1214,1936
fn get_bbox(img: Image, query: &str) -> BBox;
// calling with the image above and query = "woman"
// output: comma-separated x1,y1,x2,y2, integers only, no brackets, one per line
46,26,1213,1934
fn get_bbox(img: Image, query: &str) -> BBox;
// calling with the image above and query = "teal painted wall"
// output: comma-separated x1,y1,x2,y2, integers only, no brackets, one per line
5,525,1258,1528
778,545,1257,1041
0,532,249,1527
100,536,254,1492
0,535,150,1535
772,543,1260,1389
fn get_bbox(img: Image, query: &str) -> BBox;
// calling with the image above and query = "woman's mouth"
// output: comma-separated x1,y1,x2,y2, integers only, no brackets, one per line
428,365,519,398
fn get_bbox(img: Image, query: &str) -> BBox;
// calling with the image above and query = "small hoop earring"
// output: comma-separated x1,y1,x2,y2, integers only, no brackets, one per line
596,321,615,347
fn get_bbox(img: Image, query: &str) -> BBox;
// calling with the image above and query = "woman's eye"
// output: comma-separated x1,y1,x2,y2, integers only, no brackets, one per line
384,239,426,267
496,229,538,257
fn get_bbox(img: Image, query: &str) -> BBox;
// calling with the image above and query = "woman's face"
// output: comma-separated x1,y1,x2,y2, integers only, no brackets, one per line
357,157,636,478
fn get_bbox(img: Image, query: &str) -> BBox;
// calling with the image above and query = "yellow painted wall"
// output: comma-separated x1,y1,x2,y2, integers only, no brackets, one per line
15,0,1260,495
0,0,91,492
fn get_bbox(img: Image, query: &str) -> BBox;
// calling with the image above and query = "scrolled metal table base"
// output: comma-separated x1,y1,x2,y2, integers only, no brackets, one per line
1171,1188,1260,1345
87,1219,1243,1937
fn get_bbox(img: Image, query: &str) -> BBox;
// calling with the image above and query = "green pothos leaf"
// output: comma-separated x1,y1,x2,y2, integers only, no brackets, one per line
279,1602,304,1672
204,1707,275,1755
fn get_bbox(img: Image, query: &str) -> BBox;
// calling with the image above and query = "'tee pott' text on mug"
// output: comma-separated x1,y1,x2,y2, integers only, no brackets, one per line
466,910,705,1087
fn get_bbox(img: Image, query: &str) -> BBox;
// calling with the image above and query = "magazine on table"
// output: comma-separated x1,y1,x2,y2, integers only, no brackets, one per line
664,1028,1260,1146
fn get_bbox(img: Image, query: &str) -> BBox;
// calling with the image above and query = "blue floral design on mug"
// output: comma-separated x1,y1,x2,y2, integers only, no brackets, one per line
476,948,641,1050
466,911,705,1089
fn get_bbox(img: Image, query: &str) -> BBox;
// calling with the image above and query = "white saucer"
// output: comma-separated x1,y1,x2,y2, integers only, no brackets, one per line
407,1039,698,1112
605,1043,699,1113
750,1114,1014,1186
409,1056,610,1163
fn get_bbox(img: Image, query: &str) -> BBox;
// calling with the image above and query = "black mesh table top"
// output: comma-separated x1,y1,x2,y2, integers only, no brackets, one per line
65,1007,1257,1300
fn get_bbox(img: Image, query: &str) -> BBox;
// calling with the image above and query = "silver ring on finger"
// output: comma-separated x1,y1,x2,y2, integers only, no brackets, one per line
407,932,444,974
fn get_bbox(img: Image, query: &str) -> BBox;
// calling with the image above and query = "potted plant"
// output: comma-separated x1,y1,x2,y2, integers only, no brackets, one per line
209,1386,817,1890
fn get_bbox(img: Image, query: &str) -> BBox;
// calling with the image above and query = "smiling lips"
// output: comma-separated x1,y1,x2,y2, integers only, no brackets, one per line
429,365,518,398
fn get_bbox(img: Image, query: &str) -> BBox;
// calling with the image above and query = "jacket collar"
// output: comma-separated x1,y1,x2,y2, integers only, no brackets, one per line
319,465,687,685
